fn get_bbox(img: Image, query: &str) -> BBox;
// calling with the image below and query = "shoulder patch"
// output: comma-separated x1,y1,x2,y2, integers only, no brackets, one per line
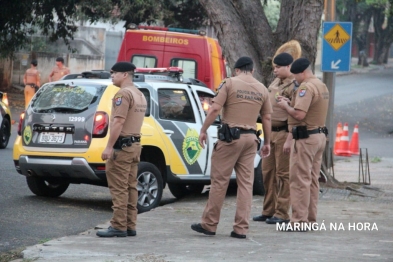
299,87,307,97
114,94,123,106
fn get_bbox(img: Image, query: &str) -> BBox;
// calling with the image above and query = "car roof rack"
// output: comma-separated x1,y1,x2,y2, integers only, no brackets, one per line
133,67,207,88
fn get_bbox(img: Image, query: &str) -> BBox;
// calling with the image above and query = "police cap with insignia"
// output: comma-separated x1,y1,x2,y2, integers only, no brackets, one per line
290,58,310,74
111,61,136,72
234,56,253,69
273,53,293,66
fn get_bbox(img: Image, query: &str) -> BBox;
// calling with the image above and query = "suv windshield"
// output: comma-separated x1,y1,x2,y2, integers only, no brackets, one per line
32,83,105,112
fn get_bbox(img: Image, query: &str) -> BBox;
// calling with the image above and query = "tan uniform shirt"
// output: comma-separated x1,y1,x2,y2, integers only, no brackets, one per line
288,76,329,130
24,68,40,86
111,86,147,137
49,66,70,81
213,74,272,130
267,77,294,127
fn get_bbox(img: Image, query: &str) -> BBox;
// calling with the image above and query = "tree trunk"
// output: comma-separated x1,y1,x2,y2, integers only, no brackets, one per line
371,5,393,65
198,0,323,86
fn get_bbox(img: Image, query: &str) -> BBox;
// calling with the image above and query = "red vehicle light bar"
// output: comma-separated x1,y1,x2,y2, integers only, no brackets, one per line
127,24,206,36
135,67,184,74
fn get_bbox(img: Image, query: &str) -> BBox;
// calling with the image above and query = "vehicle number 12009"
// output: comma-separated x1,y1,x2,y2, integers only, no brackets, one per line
69,117,85,122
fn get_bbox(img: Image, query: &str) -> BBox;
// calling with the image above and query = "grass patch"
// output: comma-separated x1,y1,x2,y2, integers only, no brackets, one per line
38,238,51,244
0,247,24,262
370,156,382,163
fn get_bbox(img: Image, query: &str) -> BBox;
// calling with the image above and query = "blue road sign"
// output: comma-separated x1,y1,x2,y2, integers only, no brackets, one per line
321,22,353,72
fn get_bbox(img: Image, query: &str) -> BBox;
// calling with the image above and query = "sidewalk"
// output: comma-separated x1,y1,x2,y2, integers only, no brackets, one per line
13,158,393,262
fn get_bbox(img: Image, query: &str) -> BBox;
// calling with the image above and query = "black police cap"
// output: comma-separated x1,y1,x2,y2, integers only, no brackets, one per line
290,58,310,74
273,53,293,66
111,62,136,72
31,60,37,66
234,56,253,69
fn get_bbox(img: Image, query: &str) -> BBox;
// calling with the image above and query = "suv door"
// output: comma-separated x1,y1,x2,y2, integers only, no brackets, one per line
156,87,207,177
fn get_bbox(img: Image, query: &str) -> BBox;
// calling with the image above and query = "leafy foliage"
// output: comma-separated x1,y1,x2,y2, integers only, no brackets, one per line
0,0,210,58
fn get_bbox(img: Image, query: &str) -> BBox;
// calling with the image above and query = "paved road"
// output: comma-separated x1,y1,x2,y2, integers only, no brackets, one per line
334,67,393,158
1,67,392,254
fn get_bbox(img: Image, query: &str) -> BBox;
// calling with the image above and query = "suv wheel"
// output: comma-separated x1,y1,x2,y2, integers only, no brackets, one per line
137,162,163,213
253,160,265,195
26,177,70,197
0,118,10,149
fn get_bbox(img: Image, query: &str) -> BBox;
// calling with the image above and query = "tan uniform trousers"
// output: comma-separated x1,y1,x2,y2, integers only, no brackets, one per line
289,133,326,223
24,85,35,109
201,133,257,235
261,130,290,220
106,143,141,231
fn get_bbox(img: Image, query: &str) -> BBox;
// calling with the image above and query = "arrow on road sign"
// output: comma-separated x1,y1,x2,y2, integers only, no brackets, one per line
331,59,341,69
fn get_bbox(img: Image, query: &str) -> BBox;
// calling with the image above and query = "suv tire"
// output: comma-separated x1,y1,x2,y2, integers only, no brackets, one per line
0,118,10,149
26,177,70,197
137,162,163,213
253,160,265,195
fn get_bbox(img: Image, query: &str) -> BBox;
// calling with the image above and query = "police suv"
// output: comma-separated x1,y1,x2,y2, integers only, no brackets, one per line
13,68,264,213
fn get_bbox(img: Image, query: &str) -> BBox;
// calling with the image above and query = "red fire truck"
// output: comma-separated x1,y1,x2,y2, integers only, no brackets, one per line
117,25,228,90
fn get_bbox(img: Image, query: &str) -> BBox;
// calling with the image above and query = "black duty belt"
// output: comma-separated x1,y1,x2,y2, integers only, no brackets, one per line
113,136,141,149
239,129,256,134
308,127,328,135
272,125,288,132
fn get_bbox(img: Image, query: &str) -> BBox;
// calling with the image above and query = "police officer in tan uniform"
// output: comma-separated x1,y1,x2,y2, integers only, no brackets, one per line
97,62,147,237
23,60,41,109
48,57,70,82
191,56,272,239
277,58,329,232
253,53,294,224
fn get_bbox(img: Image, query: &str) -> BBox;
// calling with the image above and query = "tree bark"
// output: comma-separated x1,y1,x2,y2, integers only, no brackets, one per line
198,0,323,86
372,4,393,65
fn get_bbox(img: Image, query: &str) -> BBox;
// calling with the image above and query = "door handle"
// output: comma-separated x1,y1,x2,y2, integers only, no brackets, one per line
163,129,174,137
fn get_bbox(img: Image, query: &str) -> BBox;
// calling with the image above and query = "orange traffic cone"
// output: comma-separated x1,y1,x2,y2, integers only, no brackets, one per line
333,122,342,156
335,122,351,157
349,124,360,155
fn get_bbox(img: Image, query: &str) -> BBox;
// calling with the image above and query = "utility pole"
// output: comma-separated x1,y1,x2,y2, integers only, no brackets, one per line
323,0,336,175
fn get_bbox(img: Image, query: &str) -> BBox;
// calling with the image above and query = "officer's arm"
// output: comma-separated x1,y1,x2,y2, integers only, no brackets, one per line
23,72,27,85
277,99,306,121
200,102,222,133
105,117,125,149
261,113,271,145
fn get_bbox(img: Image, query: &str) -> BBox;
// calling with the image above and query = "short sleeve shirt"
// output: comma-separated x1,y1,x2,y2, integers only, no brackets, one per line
213,74,272,130
267,76,295,125
111,86,147,137
288,76,329,130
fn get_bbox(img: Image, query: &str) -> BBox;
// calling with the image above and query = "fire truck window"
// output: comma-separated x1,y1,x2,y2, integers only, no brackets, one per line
171,59,196,79
158,89,195,123
132,56,157,68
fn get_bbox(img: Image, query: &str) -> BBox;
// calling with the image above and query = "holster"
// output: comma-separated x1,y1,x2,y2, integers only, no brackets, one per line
218,124,234,142
292,126,309,140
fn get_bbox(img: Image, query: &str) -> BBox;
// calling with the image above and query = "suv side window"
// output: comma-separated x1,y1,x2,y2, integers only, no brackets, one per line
132,55,157,68
170,59,196,79
140,88,150,116
158,89,195,123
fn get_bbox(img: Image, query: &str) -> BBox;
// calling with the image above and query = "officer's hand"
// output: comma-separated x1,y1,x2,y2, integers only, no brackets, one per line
101,147,113,161
283,140,291,154
277,96,290,103
260,144,270,158
276,98,289,109
199,132,207,149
